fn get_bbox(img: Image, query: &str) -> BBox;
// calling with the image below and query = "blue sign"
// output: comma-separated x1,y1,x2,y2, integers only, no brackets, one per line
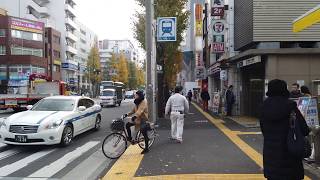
61,63,78,71
157,17,177,42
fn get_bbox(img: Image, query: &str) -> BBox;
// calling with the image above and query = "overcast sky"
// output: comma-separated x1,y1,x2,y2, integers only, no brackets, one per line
75,0,140,47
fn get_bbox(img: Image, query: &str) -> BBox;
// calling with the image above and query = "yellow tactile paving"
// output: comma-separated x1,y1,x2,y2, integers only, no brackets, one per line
103,145,144,180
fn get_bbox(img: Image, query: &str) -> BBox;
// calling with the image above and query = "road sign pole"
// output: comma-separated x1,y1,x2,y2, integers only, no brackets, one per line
146,0,154,122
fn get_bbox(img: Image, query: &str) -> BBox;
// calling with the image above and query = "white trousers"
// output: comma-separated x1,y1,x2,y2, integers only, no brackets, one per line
170,113,184,141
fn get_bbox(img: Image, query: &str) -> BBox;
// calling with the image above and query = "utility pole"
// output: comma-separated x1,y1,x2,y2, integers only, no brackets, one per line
146,0,154,122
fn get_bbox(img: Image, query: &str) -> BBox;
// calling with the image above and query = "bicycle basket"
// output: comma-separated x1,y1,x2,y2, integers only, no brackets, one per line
110,118,125,131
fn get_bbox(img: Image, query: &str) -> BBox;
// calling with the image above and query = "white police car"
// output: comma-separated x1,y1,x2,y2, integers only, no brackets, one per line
0,96,102,146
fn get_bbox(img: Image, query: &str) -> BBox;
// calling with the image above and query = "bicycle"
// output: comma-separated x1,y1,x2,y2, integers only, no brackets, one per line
102,116,158,159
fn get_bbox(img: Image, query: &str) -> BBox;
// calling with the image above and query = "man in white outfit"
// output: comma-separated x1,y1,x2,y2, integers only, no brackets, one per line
165,86,189,143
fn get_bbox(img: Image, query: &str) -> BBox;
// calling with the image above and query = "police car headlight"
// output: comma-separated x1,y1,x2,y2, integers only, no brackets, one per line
45,119,63,129
0,119,7,128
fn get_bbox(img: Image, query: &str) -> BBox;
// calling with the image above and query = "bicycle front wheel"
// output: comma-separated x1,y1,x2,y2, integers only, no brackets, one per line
136,129,156,149
102,132,127,159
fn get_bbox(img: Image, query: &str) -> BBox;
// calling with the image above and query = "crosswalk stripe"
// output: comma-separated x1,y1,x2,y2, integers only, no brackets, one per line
0,149,55,176
62,148,112,180
0,149,20,160
29,141,99,178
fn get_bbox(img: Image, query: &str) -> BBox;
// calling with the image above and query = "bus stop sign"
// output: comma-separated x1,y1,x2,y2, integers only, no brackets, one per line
157,17,177,42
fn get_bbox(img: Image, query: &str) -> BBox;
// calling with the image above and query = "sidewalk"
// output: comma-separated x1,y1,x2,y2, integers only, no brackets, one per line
102,103,318,180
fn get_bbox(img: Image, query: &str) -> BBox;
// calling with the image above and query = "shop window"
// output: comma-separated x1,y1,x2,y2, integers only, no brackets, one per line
0,46,6,55
0,65,6,80
0,29,5,37
11,46,43,57
53,35,60,44
53,65,60,72
11,30,42,42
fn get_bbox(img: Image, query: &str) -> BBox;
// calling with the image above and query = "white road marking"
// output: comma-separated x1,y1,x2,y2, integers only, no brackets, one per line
29,141,99,178
0,143,7,149
0,149,55,176
0,149,20,160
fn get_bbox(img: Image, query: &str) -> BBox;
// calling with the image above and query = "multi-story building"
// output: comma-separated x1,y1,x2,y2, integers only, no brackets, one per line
221,0,320,117
99,39,139,63
45,27,62,81
0,15,47,94
46,0,78,90
76,21,98,93
99,48,113,70
0,0,79,90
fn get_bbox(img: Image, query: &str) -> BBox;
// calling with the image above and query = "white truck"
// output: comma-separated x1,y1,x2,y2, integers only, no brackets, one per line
0,81,67,112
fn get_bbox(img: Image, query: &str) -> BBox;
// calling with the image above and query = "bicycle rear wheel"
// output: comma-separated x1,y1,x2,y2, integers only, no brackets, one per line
102,132,127,159
136,129,156,149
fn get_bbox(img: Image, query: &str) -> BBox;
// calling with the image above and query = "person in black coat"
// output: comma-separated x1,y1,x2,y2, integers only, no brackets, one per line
225,85,235,116
260,79,310,180
200,90,210,111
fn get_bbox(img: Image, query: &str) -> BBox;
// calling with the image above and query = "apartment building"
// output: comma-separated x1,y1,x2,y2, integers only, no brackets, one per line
76,22,98,93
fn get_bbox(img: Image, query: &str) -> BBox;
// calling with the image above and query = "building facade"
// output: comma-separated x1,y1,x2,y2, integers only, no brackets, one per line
1,0,78,84
99,39,139,63
76,21,98,93
210,0,320,117
45,27,61,81
0,15,46,94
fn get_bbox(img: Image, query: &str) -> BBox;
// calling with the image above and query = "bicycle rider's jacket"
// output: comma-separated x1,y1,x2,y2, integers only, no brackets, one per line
128,99,148,127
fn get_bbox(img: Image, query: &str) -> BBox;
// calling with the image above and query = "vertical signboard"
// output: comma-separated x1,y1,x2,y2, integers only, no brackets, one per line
195,4,203,36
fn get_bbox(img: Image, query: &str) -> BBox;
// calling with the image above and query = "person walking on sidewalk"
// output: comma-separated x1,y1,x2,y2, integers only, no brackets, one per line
187,90,193,102
225,85,235,116
165,86,189,143
200,90,210,111
260,79,310,180
123,90,151,154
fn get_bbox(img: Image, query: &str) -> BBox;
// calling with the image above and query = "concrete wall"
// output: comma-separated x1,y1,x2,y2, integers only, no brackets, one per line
265,54,320,95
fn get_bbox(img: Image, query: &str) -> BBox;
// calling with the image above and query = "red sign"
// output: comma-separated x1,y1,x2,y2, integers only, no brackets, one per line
195,52,204,67
211,7,224,16
211,43,225,53
195,4,203,21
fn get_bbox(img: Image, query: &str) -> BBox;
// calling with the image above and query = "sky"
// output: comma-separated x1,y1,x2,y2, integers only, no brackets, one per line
75,0,140,48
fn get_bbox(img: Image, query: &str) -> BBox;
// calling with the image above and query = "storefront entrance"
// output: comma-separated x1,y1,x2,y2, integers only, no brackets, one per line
241,62,265,117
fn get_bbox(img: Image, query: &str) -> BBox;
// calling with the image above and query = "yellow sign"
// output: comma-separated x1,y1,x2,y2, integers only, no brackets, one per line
53,60,61,65
293,5,320,33
196,20,203,36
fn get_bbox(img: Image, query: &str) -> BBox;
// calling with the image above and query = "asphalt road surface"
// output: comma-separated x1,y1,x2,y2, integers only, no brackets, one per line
0,99,134,180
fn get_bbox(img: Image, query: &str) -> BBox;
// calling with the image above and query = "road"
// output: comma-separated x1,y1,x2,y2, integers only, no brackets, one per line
0,99,134,180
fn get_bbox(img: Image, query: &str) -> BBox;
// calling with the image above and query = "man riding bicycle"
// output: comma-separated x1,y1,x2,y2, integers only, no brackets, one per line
123,90,151,154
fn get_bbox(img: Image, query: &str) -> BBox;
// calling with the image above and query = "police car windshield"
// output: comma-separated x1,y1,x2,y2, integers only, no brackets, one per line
32,99,75,111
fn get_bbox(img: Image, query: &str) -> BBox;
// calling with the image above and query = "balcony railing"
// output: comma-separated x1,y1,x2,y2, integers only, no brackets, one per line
66,45,78,55
65,17,78,30
66,31,78,42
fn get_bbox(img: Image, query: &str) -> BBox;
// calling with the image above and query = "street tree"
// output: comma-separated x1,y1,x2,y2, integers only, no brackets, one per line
109,53,119,82
136,66,145,88
128,61,138,89
86,46,102,97
133,0,189,116
117,53,129,85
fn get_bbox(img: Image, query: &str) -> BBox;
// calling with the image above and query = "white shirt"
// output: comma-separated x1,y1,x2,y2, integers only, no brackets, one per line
165,93,189,115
